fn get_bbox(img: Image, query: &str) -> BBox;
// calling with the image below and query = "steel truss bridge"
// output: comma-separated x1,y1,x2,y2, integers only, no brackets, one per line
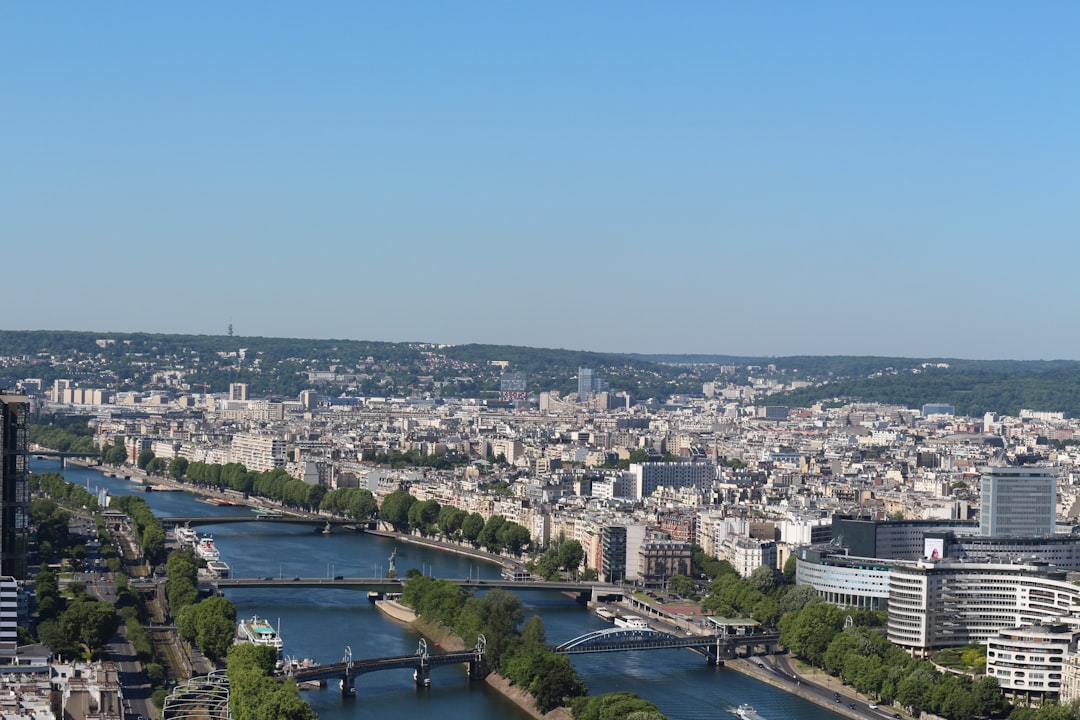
275,627,780,696
282,637,488,695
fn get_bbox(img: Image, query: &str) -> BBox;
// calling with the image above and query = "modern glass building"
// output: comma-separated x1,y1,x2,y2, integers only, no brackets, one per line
980,466,1057,537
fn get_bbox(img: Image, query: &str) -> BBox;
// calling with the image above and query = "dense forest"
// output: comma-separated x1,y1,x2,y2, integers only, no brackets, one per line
761,363,1080,418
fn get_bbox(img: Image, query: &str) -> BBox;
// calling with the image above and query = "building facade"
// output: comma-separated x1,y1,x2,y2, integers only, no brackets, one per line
0,394,29,579
986,622,1075,704
980,466,1057,537
886,559,1080,656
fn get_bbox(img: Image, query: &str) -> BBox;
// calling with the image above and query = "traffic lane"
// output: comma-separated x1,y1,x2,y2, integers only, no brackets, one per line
764,654,897,718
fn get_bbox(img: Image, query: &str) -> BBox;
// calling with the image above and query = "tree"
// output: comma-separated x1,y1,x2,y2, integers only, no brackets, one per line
778,603,845,667
461,513,485,546
437,505,467,538
496,521,531,556
748,565,778,595
379,490,417,532
168,456,189,480
557,539,584,574
782,554,798,583
407,499,441,536
60,600,120,652
137,449,155,470
478,515,507,552
667,575,695,597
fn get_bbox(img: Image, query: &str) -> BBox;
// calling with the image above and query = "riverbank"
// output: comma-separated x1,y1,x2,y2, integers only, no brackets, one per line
75,458,526,575
365,526,520,571
375,599,573,720
728,655,905,720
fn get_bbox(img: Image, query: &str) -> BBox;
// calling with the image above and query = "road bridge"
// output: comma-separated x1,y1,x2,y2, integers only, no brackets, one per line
32,450,100,468
213,576,624,602
161,515,359,532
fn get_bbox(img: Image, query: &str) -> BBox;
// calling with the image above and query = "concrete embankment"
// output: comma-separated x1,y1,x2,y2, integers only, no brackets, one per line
375,600,573,720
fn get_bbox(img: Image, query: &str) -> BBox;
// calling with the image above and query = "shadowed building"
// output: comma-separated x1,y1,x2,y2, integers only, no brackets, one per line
0,393,29,579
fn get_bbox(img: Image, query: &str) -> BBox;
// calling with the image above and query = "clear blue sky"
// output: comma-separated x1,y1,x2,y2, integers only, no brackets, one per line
3,3,1078,359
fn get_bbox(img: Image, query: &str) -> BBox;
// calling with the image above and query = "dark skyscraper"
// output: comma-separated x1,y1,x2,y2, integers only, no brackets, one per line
0,393,29,579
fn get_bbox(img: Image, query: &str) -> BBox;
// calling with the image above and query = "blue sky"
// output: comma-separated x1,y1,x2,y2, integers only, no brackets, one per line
3,3,1078,359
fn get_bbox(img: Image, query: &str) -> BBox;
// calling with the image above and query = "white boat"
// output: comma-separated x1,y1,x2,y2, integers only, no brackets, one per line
174,526,198,546
613,615,649,630
734,704,766,720
236,616,283,653
206,560,231,578
595,608,615,622
195,536,220,561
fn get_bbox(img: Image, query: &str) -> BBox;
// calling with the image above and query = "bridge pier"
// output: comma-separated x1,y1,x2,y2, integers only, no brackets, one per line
413,665,430,687
468,657,488,680
339,674,355,697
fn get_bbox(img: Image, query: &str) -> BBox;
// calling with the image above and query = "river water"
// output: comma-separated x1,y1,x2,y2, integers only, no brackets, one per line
35,459,844,720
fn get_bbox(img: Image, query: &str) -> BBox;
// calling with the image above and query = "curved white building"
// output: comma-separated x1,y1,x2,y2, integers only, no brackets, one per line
986,622,1075,703
887,559,1080,656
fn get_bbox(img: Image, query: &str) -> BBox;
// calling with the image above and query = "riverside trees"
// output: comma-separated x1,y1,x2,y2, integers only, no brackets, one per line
399,577,589,714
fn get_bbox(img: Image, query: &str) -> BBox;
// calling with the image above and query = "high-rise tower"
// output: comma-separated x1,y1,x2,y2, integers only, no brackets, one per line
0,393,29,579
980,465,1057,537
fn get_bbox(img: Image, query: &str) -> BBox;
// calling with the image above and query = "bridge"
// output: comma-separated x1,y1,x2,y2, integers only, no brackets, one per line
32,449,100,468
213,576,625,602
283,637,488,694
277,625,781,696
161,515,359,532
552,626,781,663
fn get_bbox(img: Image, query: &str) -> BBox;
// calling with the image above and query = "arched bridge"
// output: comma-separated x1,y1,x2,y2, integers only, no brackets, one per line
553,626,781,663
281,637,488,695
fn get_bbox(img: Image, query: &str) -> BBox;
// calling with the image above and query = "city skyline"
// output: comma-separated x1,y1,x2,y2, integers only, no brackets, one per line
4,3,1079,360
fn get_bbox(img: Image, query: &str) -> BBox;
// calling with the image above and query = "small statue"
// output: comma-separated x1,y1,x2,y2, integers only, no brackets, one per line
387,547,397,578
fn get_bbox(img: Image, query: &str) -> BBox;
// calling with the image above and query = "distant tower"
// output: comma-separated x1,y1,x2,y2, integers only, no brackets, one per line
229,383,249,401
227,320,234,337
577,367,609,402
578,368,595,402
0,392,29,579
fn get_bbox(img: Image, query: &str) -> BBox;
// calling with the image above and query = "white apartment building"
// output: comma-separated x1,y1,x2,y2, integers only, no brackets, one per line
628,461,716,500
986,622,1076,703
230,433,286,472
722,536,778,578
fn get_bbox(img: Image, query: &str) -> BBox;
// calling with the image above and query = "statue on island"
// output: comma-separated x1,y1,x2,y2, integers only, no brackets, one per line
387,547,397,578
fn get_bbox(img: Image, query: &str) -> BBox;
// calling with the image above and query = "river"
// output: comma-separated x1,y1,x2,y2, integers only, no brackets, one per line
35,458,844,720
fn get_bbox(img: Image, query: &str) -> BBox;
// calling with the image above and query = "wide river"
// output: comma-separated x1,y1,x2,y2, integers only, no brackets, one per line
36,458,844,720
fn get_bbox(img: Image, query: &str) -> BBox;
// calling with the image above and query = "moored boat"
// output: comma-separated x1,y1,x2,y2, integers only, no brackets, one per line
236,615,283,654
613,615,649,630
195,536,220,561
174,526,199,547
